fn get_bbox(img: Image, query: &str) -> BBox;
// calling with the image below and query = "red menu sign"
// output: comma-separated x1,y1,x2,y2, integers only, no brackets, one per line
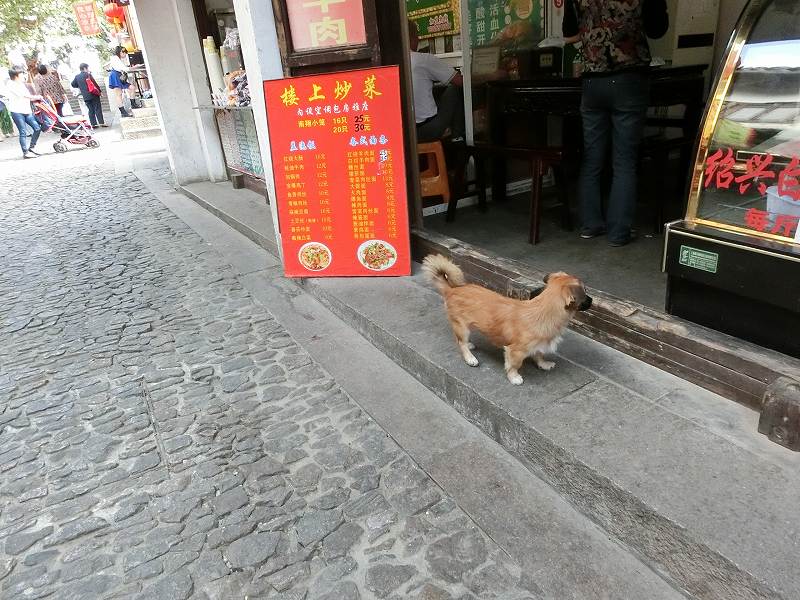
264,66,410,277
73,1,100,36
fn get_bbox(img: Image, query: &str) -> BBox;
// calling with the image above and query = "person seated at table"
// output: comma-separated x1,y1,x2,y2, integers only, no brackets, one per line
409,21,464,143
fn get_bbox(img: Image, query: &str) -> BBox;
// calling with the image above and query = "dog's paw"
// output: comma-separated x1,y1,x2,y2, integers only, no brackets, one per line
464,355,479,367
537,360,556,371
508,373,524,385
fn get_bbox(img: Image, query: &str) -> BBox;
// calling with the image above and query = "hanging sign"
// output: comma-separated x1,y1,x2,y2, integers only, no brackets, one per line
264,66,411,277
407,0,460,39
73,1,100,36
286,0,367,51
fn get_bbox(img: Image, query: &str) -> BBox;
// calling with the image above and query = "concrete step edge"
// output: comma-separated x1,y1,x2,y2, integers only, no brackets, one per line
296,275,784,600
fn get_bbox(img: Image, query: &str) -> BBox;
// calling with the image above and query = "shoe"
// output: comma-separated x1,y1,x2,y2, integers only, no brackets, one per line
609,229,638,247
28,148,41,156
580,227,605,239
23,152,37,159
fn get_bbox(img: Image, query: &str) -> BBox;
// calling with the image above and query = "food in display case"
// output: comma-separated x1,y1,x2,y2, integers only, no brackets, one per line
663,0,800,357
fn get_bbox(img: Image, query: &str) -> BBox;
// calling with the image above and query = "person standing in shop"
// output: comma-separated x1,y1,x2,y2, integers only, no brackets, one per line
72,63,107,128
108,46,134,118
33,64,67,115
563,0,668,246
4,68,43,159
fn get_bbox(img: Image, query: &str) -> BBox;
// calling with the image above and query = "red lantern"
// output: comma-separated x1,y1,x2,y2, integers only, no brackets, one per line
103,2,124,23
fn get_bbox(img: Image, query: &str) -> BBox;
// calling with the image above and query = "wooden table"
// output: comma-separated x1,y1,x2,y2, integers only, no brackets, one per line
482,65,708,202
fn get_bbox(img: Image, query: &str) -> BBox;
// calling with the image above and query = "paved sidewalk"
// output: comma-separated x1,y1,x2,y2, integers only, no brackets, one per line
0,166,534,599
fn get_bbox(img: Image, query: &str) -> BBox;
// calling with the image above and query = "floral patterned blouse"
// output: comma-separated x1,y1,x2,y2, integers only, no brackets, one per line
34,72,66,103
563,0,669,75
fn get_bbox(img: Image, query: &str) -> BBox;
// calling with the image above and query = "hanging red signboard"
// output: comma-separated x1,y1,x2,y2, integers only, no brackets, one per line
285,0,367,51
73,1,100,36
264,66,410,277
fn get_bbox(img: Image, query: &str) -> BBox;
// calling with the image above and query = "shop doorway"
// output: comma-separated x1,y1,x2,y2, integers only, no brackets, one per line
402,0,714,311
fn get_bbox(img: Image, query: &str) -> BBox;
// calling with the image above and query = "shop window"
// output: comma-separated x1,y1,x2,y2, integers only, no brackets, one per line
689,0,800,243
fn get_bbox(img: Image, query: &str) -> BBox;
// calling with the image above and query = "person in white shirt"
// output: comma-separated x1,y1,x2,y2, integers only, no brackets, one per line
409,22,464,143
4,68,43,158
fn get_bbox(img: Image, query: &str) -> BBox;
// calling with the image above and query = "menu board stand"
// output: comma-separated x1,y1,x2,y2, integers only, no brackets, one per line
264,66,410,277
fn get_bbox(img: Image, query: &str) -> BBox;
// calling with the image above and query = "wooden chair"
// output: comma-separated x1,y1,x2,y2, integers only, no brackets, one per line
417,141,450,204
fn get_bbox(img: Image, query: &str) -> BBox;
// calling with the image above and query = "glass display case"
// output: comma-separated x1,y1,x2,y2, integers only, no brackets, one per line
663,0,800,357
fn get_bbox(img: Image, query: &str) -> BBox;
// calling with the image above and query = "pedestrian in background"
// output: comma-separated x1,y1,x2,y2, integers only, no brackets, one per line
4,68,43,158
33,64,67,115
563,0,669,247
0,98,13,140
72,63,106,128
108,46,133,118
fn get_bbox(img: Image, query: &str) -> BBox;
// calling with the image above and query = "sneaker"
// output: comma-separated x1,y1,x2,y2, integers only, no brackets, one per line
23,152,37,159
28,148,41,156
580,227,605,239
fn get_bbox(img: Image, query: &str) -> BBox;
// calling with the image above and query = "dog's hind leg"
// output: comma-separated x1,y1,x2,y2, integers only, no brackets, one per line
451,319,479,366
533,352,555,371
505,346,527,385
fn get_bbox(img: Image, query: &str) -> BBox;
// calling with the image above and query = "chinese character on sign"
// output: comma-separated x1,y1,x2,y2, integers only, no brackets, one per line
744,208,769,232
308,84,326,101
281,85,300,106
734,153,776,195
310,16,348,46
771,214,799,237
777,156,800,201
363,75,381,100
334,80,352,101
704,148,735,189
302,0,345,12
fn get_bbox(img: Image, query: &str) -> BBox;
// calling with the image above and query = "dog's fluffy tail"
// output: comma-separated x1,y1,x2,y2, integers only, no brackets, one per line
422,254,466,295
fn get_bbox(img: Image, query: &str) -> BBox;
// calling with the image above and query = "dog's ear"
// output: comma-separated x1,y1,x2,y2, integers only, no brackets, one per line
563,284,586,310
543,273,551,284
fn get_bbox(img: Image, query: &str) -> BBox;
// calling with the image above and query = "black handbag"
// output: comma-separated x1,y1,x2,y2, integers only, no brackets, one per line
119,70,129,84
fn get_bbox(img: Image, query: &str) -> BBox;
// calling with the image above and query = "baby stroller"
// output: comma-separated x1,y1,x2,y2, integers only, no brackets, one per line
33,100,99,153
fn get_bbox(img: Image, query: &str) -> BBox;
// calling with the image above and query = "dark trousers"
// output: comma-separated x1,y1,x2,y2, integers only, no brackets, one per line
579,71,649,243
10,112,41,154
86,97,104,127
416,85,465,142
54,102,64,116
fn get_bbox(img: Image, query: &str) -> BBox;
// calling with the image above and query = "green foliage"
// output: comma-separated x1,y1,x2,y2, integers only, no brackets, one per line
0,0,112,63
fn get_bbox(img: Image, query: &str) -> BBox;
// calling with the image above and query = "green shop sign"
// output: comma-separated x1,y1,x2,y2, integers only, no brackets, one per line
467,0,542,49
407,0,460,38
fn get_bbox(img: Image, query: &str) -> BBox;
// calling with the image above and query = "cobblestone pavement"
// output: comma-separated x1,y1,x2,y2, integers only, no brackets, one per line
0,166,538,600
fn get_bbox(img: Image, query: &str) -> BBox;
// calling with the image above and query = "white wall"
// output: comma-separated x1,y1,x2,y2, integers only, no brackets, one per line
714,0,748,75
130,0,227,184
232,0,285,255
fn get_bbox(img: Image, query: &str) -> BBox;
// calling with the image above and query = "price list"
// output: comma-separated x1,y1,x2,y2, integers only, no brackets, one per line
264,67,410,277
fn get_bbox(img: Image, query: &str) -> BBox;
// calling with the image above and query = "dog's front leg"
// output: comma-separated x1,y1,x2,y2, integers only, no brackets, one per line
459,341,479,366
533,352,555,371
504,346,526,385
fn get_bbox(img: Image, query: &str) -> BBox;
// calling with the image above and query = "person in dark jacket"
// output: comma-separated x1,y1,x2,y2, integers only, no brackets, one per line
564,0,669,246
71,63,106,127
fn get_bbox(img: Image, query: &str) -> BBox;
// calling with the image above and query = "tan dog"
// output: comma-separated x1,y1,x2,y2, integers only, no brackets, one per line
422,254,592,385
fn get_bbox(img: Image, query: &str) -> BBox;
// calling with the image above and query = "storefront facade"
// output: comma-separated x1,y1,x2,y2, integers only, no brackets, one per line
130,0,800,420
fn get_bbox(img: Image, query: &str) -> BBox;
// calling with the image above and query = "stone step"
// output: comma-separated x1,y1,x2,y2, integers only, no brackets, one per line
121,125,162,140
132,107,158,118
295,270,800,600
121,114,160,132
142,97,156,108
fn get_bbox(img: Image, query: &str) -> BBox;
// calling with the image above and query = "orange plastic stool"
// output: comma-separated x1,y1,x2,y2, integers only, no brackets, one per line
417,141,450,204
